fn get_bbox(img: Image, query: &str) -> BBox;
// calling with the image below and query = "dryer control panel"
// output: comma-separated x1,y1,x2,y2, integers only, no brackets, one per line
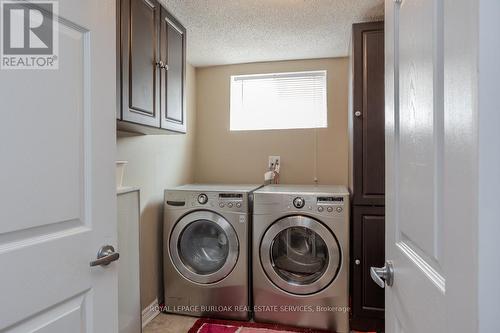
283,194,346,217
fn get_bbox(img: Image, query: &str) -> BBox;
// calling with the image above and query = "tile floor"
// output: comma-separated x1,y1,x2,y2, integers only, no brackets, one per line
143,313,198,333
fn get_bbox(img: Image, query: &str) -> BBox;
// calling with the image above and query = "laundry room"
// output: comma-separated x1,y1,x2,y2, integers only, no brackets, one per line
114,1,385,332
3,0,498,332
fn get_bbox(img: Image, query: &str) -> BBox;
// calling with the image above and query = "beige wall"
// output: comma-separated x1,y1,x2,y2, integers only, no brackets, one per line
194,58,349,185
116,64,196,310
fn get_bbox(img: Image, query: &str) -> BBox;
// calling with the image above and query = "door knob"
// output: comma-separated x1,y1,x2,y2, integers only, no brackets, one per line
90,245,119,267
354,111,362,117
370,261,394,288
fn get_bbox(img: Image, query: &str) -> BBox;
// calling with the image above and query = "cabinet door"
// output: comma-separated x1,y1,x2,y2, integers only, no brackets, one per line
351,206,385,331
160,9,187,133
121,0,161,127
352,22,385,205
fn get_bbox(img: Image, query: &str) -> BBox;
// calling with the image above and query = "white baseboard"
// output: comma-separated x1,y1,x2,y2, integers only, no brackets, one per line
142,298,160,328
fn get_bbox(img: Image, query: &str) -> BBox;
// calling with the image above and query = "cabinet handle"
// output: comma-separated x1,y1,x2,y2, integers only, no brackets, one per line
155,61,169,70
354,111,362,117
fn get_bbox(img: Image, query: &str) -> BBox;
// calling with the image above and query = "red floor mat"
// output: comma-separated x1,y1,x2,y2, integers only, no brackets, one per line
188,318,344,333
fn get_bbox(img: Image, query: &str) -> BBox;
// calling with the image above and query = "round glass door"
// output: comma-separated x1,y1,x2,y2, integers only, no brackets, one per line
271,227,329,285
261,216,340,295
170,211,238,284
178,220,229,274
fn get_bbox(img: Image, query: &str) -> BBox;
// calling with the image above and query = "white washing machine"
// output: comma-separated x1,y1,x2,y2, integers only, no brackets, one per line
163,184,261,320
253,185,350,332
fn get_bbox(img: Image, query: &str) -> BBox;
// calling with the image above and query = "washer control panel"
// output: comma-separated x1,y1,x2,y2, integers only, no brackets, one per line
186,192,246,212
285,194,345,217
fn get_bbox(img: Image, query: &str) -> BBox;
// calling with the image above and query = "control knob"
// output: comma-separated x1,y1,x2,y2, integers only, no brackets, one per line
293,197,305,209
197,193,208,205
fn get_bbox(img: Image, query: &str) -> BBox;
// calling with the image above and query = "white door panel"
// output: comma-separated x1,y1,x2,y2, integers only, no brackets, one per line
398,0,443,263
385,0,481,332
0,0,117,332
393,1,446,330
386,0,445,331
1,20,87,234
392,0,445,272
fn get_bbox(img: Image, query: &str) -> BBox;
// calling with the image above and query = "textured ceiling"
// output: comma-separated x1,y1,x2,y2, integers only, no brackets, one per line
160,0,384,67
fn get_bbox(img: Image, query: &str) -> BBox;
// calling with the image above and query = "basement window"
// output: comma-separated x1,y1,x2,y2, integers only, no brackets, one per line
230,70,328,131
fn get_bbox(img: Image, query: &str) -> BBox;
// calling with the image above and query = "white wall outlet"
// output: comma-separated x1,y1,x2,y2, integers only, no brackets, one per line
268,156,281,169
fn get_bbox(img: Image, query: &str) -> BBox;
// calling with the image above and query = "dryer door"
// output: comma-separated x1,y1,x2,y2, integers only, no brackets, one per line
260,215,341,295
170,211,239,284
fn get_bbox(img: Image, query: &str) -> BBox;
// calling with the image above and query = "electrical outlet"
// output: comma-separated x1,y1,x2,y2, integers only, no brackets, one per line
268,156,281,169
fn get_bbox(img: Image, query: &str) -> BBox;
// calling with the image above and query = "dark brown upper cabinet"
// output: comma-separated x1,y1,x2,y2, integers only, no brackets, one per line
352,22,385,205
160,9,187,133
117,0,187,134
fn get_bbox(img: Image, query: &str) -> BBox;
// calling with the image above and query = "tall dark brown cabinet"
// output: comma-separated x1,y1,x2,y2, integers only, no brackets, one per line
350,21,385,332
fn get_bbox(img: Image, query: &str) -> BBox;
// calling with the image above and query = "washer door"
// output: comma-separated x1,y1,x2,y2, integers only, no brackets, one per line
260,215,341,295
170,211,239,284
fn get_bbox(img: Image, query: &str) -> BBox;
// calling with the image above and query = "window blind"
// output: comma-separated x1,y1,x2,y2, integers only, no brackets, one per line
230,70,328,131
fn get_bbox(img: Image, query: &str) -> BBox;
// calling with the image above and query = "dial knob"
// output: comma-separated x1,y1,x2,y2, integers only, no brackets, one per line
293,197,305,209
197,193,208,205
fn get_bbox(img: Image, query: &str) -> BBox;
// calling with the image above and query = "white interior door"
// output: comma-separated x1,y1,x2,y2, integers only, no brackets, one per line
383,0,480,332
0,0,118,332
